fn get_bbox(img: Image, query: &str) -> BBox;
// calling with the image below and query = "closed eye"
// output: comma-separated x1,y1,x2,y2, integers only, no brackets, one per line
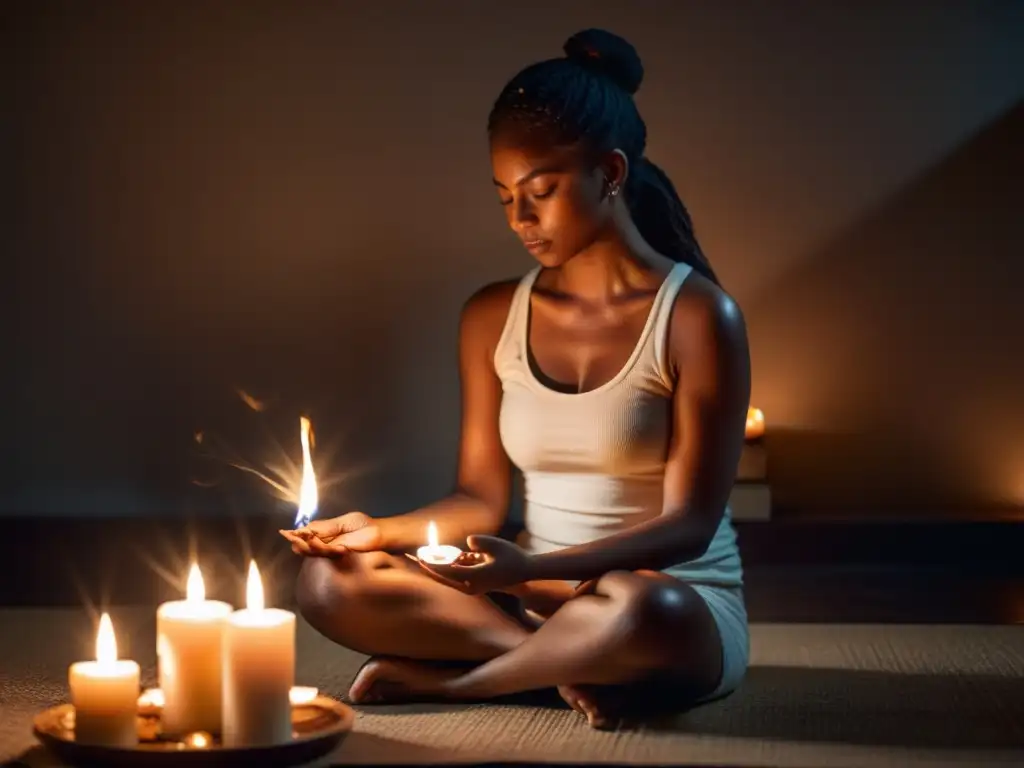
498,186,556,206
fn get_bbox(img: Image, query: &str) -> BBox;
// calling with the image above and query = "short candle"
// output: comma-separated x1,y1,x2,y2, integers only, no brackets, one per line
416,521,462,565
156,563,233,736
222,560,296,748
68,613,140,747
289,686,319,705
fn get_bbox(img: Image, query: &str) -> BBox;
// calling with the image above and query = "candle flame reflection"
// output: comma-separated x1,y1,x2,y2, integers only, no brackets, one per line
246,560,264,612
186,563,205,603
96,612,118,665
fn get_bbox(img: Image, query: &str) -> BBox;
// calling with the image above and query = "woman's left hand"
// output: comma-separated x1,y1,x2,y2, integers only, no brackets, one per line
415,535,534,595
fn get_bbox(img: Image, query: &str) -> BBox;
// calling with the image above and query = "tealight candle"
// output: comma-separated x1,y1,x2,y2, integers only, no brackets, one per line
416,521,462,566
222,560,296,748
68,613,140,747
156,563,233,736
289,686,319,705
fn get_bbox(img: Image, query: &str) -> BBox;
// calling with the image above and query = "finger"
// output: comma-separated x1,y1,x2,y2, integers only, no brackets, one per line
333,526,378,552
289,538,312,555
464,535,506,558
309,537,346,556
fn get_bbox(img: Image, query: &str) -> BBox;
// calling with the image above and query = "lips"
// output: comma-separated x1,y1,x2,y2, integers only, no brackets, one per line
522,238,551,253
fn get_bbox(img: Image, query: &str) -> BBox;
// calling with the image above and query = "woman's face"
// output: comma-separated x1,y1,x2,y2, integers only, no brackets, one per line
490,136,615,268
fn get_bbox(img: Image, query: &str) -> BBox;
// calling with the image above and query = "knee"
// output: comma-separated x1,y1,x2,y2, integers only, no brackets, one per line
597,572,706,663
294,556,342,626
294,551,402,628
295,555,375,629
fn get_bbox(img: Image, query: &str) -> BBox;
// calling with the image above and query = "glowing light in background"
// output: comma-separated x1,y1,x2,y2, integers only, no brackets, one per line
746,407,766,441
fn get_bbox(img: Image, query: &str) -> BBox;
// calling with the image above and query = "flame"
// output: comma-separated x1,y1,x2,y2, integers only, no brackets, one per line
246,560,264,612
186,562,205,603
427,521,439,548
96,612,118,665
295,416,319,526
745,407,765,440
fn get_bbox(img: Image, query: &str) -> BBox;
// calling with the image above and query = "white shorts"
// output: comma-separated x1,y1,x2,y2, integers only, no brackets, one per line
687,583,749,702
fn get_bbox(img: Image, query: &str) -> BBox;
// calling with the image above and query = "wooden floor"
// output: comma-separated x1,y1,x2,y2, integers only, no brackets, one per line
4,515,1022,623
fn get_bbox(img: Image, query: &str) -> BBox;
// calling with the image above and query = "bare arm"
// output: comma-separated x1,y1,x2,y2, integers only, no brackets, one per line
527,277,751,581
378,281,518,552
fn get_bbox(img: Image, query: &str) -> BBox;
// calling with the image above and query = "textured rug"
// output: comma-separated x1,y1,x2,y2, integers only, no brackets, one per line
2,607,1023,767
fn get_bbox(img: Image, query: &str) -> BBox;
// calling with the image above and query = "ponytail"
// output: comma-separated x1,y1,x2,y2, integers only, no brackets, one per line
628,158,719,285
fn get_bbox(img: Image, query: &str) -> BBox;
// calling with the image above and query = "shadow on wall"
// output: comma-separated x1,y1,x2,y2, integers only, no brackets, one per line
746,101,1024,514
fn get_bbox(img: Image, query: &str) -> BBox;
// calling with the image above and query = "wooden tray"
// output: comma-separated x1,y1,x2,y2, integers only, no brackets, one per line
33,695,354,767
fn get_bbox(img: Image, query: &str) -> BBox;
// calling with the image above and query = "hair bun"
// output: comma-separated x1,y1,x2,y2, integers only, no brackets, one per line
563,29,644,95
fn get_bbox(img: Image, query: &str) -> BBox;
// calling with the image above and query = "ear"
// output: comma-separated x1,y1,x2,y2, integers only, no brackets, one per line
600,149,630,194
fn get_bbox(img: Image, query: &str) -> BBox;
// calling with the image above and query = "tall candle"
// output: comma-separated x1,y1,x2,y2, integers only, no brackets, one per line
68,613,140,747
156,563,233,735
222,560,295,748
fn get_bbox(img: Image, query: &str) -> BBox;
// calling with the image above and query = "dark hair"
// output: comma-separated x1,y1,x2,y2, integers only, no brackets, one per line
487,29,719,285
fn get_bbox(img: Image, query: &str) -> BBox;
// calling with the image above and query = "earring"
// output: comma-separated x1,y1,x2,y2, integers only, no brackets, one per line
607,181,620,198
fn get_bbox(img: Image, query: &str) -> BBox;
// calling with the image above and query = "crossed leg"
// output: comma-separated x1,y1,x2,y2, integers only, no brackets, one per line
296,552,724,727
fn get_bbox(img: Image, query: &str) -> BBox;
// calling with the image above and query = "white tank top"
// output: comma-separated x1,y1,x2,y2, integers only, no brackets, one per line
494,263,744,588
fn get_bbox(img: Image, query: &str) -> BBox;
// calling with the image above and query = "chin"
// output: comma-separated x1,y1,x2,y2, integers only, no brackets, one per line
527,245,570,269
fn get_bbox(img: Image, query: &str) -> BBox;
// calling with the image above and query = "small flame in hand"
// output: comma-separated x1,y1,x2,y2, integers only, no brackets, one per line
186,563,205,603
427,521,439,548
245,560,265,612
96,613,118,666
295,416,318,527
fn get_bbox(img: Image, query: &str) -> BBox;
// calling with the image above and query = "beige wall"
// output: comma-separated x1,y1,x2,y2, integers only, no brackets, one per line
5,0,1023,518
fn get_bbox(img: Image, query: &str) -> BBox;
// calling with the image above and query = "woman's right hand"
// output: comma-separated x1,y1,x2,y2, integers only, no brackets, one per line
279,511,384,557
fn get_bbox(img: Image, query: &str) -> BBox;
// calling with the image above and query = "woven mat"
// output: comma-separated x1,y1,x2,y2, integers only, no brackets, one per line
2,608,1023,767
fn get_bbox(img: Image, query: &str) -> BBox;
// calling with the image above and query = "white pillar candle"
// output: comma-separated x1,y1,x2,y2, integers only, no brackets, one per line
68,613,140,747
222,560,295,748
156,563,233,736
416,521,463,565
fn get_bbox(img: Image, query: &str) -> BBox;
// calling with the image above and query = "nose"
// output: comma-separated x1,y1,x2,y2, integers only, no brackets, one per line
508,195,539,231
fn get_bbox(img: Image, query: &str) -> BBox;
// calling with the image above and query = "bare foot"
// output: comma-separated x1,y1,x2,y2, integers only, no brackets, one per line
558,684,620,729
349,658,462,704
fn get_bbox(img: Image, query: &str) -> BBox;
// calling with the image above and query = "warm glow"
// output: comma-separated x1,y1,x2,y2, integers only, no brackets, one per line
183,731,212,749
138,688,164,709
245,560,265,612
427,521,439,548
289,686,319,705
295,416,319,527
95,612,118,666
745,407,765,440
186,562,205,603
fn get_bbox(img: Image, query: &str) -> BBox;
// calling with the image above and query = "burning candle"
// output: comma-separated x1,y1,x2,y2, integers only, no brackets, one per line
416,521,463,566
293,416,318,530
222,560,296,748
68,613,140,747
156,563,233,736
745,407,765,441
289,686,319,706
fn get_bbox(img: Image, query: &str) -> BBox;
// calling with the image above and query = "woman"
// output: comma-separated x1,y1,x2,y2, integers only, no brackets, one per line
281,29,750,729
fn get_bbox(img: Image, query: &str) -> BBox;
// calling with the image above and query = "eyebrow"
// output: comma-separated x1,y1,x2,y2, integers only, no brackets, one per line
492,165,563,189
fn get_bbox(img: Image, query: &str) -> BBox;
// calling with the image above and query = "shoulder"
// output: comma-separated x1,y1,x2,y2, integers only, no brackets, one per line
668,271,748,362
461,278,520,325
459,277,522,349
